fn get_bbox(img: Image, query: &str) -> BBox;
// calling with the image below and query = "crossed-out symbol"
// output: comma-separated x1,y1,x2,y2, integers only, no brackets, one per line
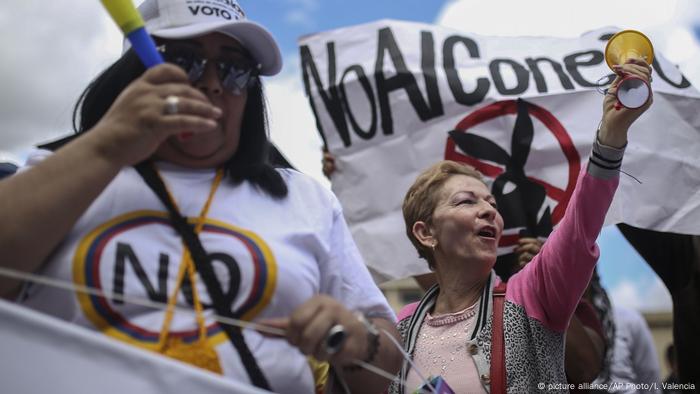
444,99,581,249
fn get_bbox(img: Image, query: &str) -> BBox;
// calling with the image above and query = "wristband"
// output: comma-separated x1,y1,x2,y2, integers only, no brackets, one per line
344,312,380,371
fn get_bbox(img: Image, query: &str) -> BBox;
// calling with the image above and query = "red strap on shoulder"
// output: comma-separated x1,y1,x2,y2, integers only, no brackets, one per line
490,282,507,394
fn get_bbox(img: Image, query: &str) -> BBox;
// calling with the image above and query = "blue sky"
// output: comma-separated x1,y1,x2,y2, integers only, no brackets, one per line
596,226,672,311
243,0,447,58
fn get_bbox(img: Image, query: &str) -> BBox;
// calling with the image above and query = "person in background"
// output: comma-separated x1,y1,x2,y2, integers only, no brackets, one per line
0,0,402,392
604,306,661,394
584,269,619,388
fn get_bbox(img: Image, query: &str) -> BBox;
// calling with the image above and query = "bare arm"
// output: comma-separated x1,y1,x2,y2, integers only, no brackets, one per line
0,64,221,298
259,296,402,394
335,317,403,394
0,135,121,297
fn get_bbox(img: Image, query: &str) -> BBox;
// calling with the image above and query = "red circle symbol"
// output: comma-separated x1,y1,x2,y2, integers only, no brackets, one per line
445,100,581,246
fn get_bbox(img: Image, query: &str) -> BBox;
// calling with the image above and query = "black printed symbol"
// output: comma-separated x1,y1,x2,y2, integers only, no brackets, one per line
445,99,581,278
449,99,552,238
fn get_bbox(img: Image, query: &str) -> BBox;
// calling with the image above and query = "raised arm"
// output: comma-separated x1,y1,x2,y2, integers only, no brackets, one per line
597,58,653,148
508,59,653,331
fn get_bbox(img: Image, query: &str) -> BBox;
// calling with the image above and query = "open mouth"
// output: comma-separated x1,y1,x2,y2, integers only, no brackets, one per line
477,226,497,239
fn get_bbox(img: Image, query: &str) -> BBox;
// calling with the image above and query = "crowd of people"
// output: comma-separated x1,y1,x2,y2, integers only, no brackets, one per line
0,0,695,393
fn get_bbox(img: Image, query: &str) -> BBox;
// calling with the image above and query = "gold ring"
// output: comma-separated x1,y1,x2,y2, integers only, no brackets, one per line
324,324,347,355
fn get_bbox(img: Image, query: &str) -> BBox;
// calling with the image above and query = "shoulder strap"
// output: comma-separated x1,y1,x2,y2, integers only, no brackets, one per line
490,282,507,394
37,134,78,151
135,162,271,390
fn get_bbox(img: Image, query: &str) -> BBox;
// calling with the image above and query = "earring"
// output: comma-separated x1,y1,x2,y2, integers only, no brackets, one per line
431,241,437,252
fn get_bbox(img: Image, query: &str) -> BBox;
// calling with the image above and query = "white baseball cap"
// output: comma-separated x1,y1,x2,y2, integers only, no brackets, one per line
137,0,282,76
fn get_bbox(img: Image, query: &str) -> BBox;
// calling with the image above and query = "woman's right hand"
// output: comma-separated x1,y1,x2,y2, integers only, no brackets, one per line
88,64,222,167
513,237,543,272
321,149,336,179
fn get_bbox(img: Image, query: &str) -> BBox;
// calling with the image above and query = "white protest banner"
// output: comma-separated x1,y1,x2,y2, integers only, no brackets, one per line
0,300,270,394
299,20,700,282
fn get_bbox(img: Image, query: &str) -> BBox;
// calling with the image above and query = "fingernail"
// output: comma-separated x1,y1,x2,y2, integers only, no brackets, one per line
212,107,222,117
178,132,193,141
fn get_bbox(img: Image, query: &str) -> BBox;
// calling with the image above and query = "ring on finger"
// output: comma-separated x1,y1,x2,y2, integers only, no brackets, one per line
163,95,180,115
324,324,347,355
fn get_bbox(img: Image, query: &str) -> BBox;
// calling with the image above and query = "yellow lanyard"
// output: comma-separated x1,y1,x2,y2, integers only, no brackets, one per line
155,167,224,374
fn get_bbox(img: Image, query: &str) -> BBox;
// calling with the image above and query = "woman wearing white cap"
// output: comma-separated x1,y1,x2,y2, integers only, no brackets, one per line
0,0,401,392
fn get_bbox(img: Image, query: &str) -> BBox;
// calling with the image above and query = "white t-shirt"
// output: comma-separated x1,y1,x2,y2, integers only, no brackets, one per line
606,306,662,394
19,150,395,394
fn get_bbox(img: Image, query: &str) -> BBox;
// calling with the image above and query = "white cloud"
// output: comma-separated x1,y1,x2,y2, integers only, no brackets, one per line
609,277,672,312
283,0,319,28
437,0,678,38
609,280,642,310
284,10,315,29
0,1,122,159
0,151,22,166
265,52,328,186
285,0,320,11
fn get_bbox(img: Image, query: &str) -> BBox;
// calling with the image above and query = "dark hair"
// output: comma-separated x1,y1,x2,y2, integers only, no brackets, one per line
72,48,288,198
587,268,616,383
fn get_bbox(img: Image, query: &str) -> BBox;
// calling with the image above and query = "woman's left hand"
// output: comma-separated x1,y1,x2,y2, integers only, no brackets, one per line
259,295,371,364
599,58,653,148
514,237,543,270
321,150,336,179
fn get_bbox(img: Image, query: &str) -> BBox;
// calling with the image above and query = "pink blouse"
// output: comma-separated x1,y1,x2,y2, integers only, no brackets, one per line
405,302,486,394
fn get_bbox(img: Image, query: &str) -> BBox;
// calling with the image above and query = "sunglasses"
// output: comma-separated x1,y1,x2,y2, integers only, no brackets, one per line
157,43,261,95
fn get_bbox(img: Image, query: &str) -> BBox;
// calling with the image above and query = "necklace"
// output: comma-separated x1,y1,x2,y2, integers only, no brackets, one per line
426,301,479,327
156,167,224,374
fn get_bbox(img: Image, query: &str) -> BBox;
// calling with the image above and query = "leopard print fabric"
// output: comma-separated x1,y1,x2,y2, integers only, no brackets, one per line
387,318,411,394
503,302,567,393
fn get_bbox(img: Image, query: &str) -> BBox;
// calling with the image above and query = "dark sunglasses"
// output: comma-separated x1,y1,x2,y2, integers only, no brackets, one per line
157,44,261,95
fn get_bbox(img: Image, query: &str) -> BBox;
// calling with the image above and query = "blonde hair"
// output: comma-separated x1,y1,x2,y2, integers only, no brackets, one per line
402,160,484,268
